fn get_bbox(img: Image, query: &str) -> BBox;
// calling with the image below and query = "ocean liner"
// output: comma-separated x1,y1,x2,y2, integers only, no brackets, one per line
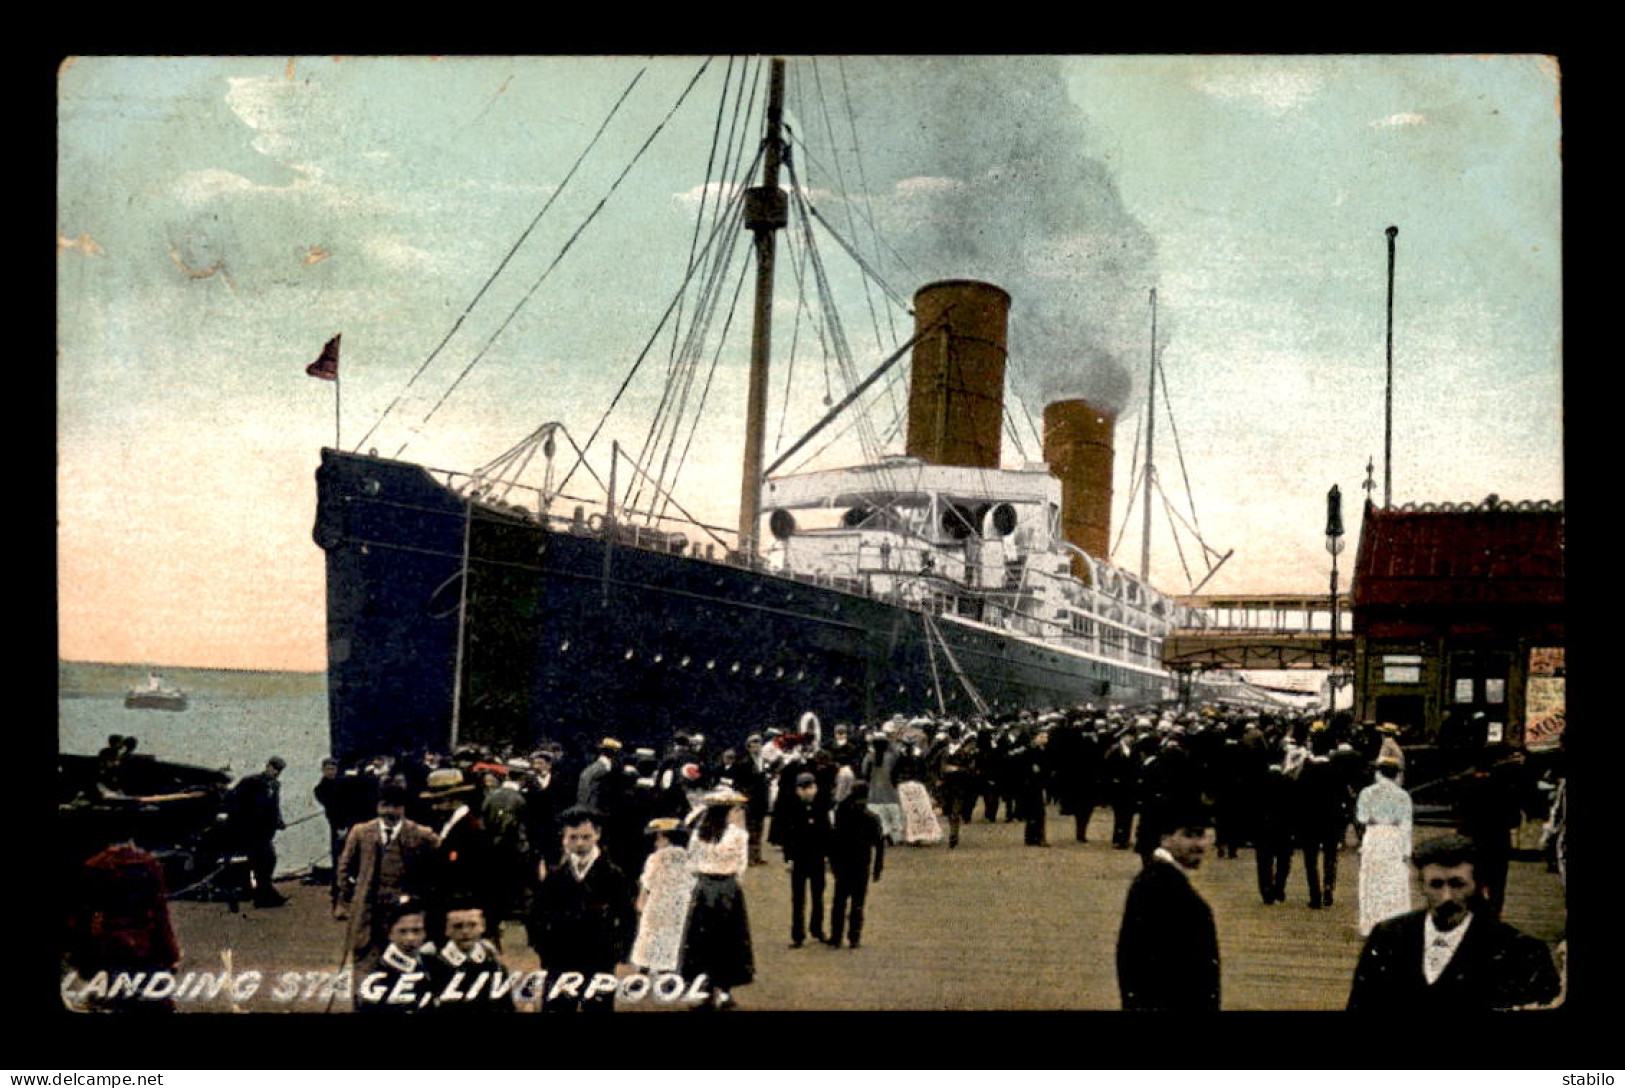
313,59,1216,764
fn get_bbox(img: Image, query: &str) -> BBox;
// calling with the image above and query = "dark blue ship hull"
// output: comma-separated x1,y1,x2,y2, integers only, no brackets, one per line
314,449,1171,764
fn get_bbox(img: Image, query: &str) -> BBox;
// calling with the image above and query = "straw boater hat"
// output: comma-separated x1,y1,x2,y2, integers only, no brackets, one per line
421,768,476,800
699,786,748,806
645,816,681,835
599,737,623,752
1377,722,1401,735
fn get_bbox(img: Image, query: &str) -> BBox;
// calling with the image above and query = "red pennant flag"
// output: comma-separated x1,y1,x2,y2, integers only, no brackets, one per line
305,334,341,380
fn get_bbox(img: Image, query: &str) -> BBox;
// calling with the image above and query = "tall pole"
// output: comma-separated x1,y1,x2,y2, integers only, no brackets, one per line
737,58,788,561
1326,484,1345,708
1140,287,1157,582
1384,225,1397,508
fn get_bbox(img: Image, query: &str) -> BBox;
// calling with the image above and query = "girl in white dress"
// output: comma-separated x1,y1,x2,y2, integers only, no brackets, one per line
630,819,696,973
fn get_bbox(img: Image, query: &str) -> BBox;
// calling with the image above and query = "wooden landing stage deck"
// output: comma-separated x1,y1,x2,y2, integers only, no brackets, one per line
157,808,1566,1013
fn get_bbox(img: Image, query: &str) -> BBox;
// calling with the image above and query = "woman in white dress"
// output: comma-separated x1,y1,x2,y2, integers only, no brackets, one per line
630,818,696,974
894,737,943,846
1354,758,1413,936
680,789,754,1009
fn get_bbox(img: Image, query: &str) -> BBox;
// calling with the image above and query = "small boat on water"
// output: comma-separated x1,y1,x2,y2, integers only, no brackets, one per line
124,671,188,711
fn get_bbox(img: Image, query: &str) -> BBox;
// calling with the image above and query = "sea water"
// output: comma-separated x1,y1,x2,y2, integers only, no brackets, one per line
59,668,333,877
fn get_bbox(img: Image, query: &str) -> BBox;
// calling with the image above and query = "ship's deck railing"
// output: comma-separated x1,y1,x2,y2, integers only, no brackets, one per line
433,465,1168,672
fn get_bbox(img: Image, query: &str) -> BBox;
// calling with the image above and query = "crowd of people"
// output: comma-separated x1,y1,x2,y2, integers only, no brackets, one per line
64,701,1568,1013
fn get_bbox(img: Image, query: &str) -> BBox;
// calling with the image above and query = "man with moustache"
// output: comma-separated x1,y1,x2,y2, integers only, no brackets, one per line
1346,834,1560,1011
1116,801,1220,1011
336,783,442,967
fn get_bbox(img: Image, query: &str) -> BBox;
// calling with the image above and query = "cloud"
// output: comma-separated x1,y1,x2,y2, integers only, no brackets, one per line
365,236,440,273
1191,67,1324,113
1370,112,1427,128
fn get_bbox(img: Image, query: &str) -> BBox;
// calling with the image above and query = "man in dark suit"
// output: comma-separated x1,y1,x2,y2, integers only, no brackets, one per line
773,771,831,948
227,756,288,907
733,734,772,865
527,807,635,1012
1116,802,1220,1011
1011,727,1053,847
1292,730,1349,908
828,781,886,949
422,767,494,942
1347,833,1560,1011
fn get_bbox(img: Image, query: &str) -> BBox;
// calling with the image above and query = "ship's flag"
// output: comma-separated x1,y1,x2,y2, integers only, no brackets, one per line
305,334,341,380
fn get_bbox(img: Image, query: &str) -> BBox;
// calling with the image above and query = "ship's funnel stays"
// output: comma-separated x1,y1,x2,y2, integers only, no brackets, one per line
905,280,1010,469
1043,398,1116,579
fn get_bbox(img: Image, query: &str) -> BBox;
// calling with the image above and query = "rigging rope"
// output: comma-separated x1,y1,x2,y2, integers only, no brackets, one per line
354,65,648,455
635,66,764,515
837,56,901,350
653,230,756,519
403,58,715,454
553,145,756,503
635,57,758,513
1156,473,1195,588
1156,337,1210,547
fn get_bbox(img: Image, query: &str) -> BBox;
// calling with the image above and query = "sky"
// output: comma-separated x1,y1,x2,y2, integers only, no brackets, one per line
56,55,1563,671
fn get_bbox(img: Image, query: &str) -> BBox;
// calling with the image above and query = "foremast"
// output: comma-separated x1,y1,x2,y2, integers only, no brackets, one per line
736,57,788,562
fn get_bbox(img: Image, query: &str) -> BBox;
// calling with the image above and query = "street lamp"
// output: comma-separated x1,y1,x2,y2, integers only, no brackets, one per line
1325,484,1345,709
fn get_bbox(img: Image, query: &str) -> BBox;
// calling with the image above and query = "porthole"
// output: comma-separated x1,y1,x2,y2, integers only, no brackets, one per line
730,662,741,673
775,667,785,679
559,640,570,652
795,670,806,682
753,665,764,676
359,544,370,555
680,656,691,667
707,659,716,670
653,653,664,664
362,478,382,496
834,677,844,687
624,649,635,661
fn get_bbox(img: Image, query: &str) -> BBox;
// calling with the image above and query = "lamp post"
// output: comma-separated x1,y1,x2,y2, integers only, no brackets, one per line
1325,484,1345,710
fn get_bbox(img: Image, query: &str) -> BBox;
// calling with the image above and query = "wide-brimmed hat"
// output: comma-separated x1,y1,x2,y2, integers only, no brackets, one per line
599,737,623,751
421,768,476,800
645,817,681,834
700,786,748,806
1377,722,1401,735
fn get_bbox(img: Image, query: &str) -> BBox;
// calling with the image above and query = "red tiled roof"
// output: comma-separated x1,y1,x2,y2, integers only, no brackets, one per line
1353,502,1564,608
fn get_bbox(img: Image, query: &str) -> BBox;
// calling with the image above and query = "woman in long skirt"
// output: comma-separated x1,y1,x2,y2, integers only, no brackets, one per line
630,819,696,974
1354,759,1413,936
895,741,943,846
681,789,754,1010
864,735,904,844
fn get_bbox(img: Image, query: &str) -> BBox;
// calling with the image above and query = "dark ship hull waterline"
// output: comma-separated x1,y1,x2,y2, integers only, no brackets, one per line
315,443,1178,764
